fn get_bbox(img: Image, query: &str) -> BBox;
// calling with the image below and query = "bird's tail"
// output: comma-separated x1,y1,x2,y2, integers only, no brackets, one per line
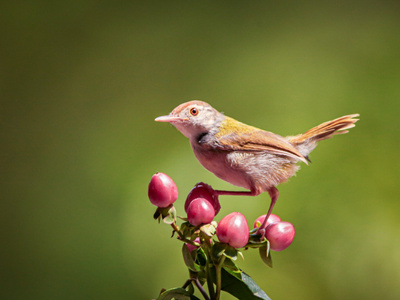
287,114,359,158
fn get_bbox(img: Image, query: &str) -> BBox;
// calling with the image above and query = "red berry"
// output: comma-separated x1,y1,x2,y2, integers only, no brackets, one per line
186,237,201,253
216,212,249,248
185,182,221,215
265,221,295,251
187,198,215,226
148,173,178,208
253,214,281,228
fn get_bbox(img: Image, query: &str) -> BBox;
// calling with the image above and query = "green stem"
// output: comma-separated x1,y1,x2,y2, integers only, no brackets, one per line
206,260,215,300
204,239,216,300
215,255,226,300
170,222,201,246
171,222,183,238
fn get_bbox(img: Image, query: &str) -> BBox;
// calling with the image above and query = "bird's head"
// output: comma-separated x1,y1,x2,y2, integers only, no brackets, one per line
155,101,224,140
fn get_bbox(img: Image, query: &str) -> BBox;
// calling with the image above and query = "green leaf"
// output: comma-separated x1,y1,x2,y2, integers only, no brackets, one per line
182,244,199,272
259,244,273,268
217,268,271,300
180,222,195,239
221,257,241,278
156,287,192,300
196,247,207,267
211,242,227,261
223,245,238,261
200,222,216,237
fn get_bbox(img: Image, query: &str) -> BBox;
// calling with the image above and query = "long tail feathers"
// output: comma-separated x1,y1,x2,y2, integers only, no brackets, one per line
289,113,360,146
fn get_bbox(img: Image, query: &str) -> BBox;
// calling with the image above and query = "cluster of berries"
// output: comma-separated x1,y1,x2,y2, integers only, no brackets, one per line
148,172,295,251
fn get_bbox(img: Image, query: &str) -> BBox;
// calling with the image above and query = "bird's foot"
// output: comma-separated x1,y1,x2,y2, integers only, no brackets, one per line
256,227,267,241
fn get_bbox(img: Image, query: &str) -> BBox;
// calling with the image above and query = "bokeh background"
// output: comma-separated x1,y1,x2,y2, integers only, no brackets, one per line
2,1,400,299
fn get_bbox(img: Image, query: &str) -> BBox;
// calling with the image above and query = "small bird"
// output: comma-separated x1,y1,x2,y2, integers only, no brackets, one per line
155,101,359,236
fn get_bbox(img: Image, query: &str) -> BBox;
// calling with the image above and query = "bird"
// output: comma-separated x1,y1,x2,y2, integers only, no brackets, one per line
155,100,359,237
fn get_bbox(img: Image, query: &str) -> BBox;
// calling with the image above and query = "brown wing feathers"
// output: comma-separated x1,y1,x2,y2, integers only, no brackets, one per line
214,114,359,165
216,117,309,164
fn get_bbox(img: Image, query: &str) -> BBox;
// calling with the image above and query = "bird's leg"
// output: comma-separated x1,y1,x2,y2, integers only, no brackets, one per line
213,190,259,197
256,187,279,238
214,187,279,240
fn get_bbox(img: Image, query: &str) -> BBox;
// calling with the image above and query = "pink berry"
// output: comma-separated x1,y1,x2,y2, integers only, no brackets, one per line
148,172,178,208
216,212,249,248
186,237,201,253
187,198,215,226
185,182,221,215
265,221,295,251
253,214,281,228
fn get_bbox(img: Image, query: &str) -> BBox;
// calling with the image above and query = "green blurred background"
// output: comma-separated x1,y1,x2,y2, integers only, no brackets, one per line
2,1,400,299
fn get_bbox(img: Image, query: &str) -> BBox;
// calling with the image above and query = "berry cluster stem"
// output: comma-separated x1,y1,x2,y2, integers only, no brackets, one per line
170,221,198,245
215,255,226,300
205,254,216,299
170,222,183,238
182,278,210,300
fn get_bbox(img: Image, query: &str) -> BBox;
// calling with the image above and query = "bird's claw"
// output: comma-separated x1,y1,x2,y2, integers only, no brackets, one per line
256,227,266,241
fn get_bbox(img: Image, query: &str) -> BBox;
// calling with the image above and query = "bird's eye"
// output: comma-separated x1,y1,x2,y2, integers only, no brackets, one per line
190,107,199,116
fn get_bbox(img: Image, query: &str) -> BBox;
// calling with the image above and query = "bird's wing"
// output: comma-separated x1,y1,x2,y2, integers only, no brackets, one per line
216,127,309,164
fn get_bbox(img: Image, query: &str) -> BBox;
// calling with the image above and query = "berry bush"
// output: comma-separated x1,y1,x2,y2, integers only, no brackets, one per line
148,173,295,300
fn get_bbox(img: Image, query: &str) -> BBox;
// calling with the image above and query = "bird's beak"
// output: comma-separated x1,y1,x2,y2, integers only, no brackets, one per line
155,115,184,123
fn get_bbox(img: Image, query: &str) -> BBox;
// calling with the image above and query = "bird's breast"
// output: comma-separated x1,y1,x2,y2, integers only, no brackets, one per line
190,141,300,193
190,142,253,190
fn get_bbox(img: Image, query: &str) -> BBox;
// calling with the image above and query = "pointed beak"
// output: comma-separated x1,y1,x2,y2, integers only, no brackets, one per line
155,115,184,123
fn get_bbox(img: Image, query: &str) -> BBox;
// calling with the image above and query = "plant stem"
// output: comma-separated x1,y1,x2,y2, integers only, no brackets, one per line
171,221,183,238
182,279,192,289
203,239,216,300
182,279,210,300
215,256,226,300
194,278,211,300
170,222,200,245
206,260,215,300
